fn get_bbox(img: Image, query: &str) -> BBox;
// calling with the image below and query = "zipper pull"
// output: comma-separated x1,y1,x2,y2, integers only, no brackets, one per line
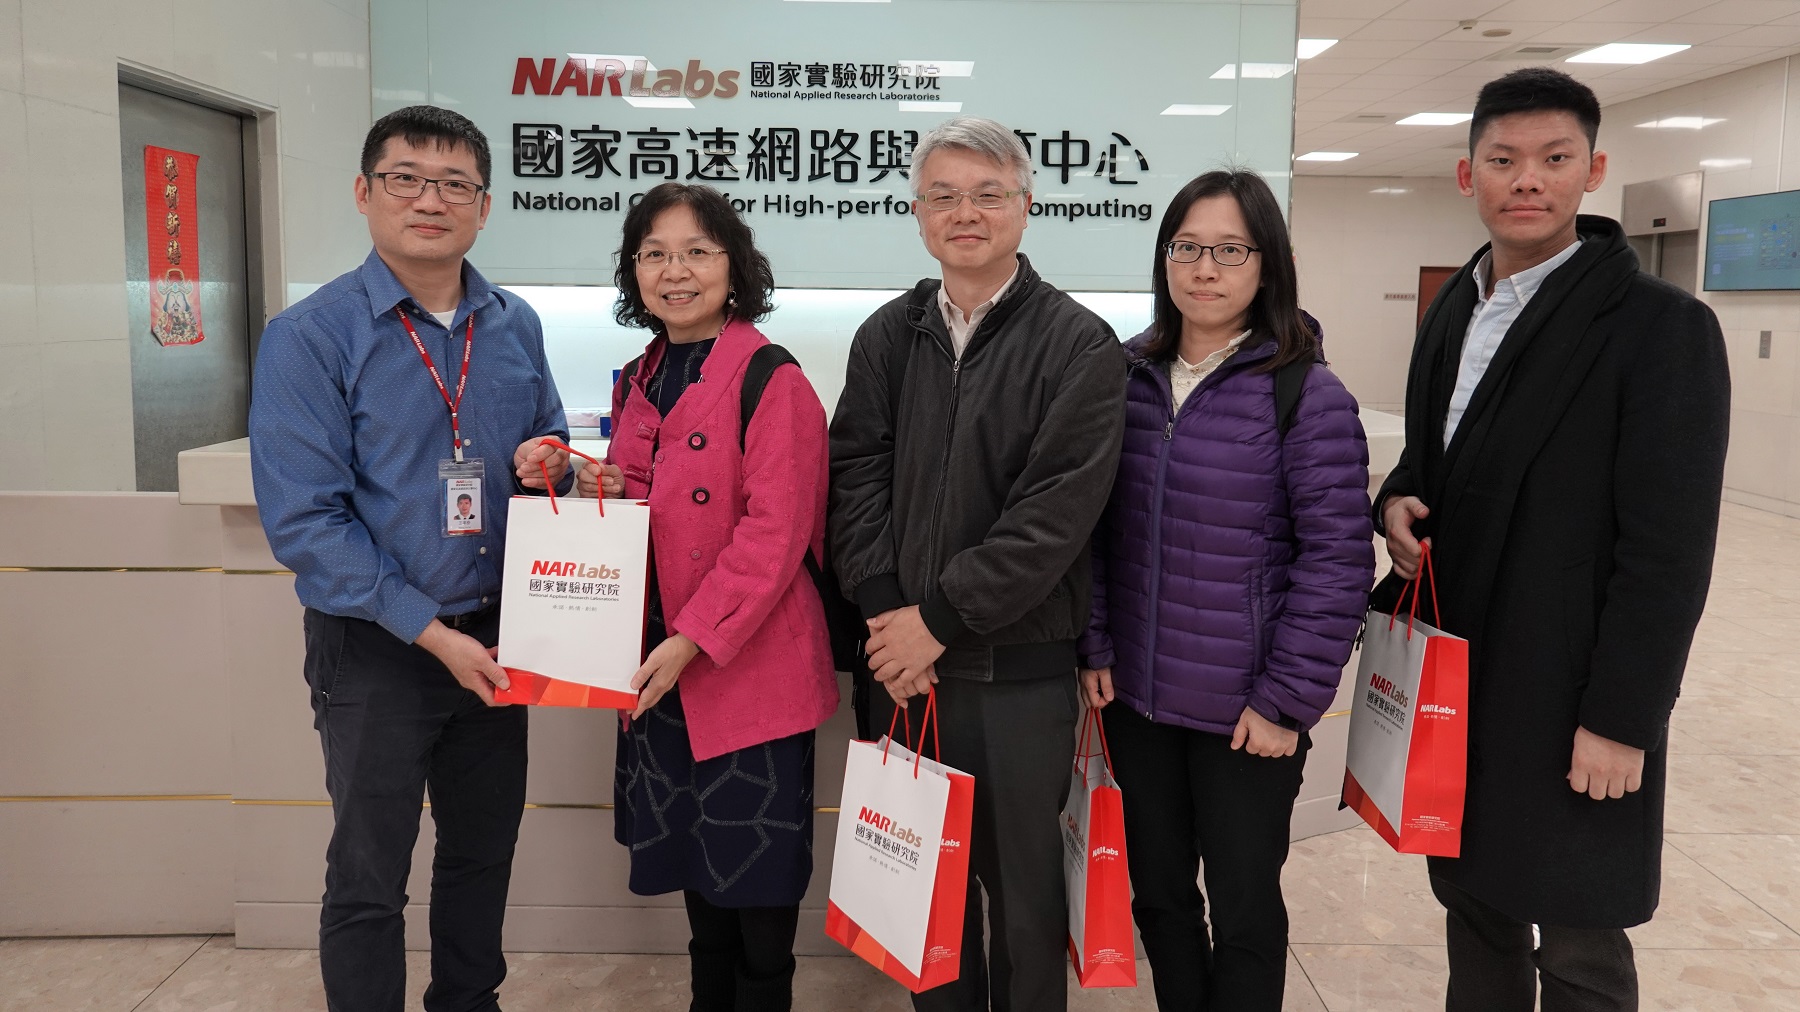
1163,419,1174,440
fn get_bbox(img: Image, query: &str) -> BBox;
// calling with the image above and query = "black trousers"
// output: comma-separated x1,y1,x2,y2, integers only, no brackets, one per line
684,891,800,1011
303,608,529,1012
867,672,1080,1012
1100,706,1309,1012
1433,876,1638,1012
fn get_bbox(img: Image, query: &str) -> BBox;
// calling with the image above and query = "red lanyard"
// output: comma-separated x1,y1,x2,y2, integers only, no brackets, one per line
397,307,474,463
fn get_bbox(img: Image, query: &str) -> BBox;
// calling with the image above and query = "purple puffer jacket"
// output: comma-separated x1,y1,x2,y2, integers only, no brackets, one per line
1080,329,1374,736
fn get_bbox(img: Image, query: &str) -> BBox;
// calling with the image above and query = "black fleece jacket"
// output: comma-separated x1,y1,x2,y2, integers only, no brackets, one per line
827,255,1127,682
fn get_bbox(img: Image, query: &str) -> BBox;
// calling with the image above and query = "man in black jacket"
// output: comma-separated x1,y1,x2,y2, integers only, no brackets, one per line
829,115,1127,1012
1378,69,1730,1011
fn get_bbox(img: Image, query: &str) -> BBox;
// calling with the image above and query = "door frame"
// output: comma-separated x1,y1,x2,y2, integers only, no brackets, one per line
118,62,280,363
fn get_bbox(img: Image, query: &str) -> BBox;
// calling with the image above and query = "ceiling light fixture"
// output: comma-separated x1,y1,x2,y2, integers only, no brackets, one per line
1397,112,1473,126
1370,187,1411,194
1566,43,1689,64
1162,104,1233,116
1636,116,1724,129
1296,151,1358,161
1297,39,1338,59
1211,63,1294,80
1699,158,1752,169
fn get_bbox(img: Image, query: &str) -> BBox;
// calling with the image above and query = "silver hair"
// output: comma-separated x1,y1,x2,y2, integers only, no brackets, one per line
908,116,1034,197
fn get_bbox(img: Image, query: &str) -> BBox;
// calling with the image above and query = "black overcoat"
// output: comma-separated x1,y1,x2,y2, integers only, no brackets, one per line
1372,215,1731,928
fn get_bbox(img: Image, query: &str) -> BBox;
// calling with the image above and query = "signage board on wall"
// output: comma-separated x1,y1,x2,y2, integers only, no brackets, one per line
371,0,1297,290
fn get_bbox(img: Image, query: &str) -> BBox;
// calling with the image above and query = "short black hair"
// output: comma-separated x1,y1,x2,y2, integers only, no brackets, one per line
1470,68,1601,154
457,493,472,503
361,106,493,188
613,182,776,332
1146,170,1316,373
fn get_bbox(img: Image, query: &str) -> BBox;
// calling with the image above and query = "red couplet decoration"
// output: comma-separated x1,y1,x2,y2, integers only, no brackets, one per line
143,146,205,346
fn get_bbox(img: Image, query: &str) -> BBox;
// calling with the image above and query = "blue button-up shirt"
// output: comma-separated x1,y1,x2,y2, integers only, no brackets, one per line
250,250,568,643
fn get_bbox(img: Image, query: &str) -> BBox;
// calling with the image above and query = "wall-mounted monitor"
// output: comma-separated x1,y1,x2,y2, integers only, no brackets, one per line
1704,189,1800,291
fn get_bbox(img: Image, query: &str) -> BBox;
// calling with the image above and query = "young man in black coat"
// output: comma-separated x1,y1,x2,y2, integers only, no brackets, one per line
1376,69,1730,1010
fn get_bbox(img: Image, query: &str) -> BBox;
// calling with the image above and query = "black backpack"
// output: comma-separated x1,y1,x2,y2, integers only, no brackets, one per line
737,345,870,674
615,344,881,675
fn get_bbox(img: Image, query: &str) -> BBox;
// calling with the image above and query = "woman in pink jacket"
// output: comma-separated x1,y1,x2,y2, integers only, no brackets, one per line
575,182,837,1012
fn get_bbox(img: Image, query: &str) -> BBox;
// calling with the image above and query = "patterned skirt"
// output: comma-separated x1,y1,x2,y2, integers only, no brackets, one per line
613,686,816,907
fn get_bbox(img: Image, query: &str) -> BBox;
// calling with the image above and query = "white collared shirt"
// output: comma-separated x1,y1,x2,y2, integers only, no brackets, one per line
1169,329,1252,411
1443,240,1582,446
937,265,1020,359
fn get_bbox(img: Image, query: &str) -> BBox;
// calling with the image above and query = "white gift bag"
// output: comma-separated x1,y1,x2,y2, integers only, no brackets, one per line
826,691,975,991
494,486,649,709
1343,545,1469,856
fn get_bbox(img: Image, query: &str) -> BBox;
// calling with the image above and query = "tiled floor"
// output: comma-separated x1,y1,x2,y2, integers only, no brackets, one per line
5,503,1799,1011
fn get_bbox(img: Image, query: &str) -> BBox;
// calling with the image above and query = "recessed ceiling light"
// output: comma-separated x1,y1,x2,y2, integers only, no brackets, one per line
1397,112,1473,126
1636,116,1724,129
1162,104,1233,116
1296,151,1358,161
1482,28,1512,38
1211,63,1294,80
1700,158,1751,169
1370,187,1412,194
1297,39,1338,59
1566,43,1689,64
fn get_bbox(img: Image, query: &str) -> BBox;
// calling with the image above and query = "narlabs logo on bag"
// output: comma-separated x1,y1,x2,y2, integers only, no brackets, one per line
1368,672,1411,709
1363,671,1412,728
525,558,624,604
854,806,925,868
1420,703,1458,718
1090,844,1120,861
530,559,621,579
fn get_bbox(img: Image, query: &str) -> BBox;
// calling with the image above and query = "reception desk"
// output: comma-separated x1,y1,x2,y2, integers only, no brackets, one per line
0,410,1403,948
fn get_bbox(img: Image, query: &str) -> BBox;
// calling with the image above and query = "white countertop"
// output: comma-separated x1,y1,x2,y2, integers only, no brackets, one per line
177,412,1405,508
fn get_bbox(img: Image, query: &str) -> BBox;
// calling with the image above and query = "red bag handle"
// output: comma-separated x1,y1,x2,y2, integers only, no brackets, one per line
1386,541,1442,640
532,438,606,517
1075,706,1116,781
880,686,941,780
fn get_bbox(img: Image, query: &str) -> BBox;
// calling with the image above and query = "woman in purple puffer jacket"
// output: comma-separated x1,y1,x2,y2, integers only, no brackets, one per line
1080,170,1374,1012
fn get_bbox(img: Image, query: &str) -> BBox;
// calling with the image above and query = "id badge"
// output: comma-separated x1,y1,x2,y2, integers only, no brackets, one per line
441,458,485,537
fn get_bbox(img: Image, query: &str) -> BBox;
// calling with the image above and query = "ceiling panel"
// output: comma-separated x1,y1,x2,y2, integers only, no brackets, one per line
1294,0,1800,176
1677,0,1800,25
1342,18,1462,40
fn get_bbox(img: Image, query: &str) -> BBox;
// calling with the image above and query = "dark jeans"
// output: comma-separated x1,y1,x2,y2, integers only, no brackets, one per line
1433,875,1638,1012
868,673,1080,1012
1101,706,1309,1012
303,608,529,1012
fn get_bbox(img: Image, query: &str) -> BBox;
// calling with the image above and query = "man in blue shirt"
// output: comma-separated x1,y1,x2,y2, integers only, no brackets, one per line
250,106,570,1012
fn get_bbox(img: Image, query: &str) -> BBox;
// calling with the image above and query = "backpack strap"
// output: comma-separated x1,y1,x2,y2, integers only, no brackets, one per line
739,344,801,451
1274,356,1312,439
737,344,825,580
618,354,643,390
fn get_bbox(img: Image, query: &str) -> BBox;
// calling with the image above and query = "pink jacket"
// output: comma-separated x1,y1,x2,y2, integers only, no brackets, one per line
606,318,839,761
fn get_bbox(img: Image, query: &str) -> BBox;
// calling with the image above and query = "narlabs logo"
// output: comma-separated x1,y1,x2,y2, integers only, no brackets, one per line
858,806,924,847
1368,671,1411,710
513,56,740,99
1420,703,1458,716
530,559,621,580
1091,845,1120,860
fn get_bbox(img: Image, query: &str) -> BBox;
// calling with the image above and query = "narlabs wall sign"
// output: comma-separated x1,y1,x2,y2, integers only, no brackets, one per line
371,0,1297,289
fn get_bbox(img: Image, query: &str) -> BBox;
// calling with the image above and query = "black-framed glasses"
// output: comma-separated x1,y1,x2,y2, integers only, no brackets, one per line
631,247,729,269
919,186,1028,212
367,172,486,204
1164,241,1260,267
